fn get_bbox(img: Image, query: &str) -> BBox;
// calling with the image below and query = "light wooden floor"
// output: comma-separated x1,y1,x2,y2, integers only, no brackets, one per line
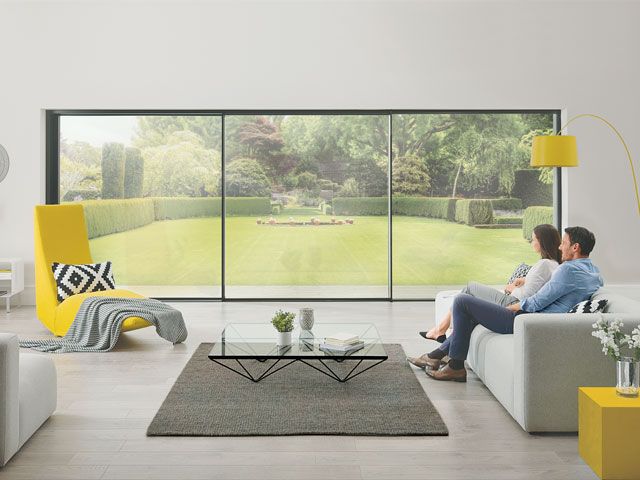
0,302,597,480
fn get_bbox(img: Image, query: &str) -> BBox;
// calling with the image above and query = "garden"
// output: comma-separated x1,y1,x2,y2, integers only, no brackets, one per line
59,112,556,294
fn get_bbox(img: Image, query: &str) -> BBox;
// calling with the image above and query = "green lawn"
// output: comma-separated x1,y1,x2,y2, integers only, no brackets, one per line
89,214,537,286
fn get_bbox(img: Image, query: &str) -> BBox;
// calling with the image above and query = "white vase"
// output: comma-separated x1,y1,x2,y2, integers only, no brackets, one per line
277,331,292,347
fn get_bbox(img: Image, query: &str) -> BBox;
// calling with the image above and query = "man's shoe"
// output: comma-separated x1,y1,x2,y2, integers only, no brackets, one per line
425,364,467,382
407,354,444,370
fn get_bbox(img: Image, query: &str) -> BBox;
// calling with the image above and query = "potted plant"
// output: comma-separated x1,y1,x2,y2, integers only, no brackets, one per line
592,318,640,396
272,309,296,346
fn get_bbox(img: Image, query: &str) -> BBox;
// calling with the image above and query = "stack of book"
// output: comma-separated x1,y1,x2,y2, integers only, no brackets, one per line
320,332,364,355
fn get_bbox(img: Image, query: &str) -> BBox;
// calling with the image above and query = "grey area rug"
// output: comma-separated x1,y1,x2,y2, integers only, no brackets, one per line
147,343,448,436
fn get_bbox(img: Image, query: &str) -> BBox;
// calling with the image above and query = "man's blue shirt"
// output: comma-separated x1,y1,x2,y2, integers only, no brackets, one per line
520,258,603,313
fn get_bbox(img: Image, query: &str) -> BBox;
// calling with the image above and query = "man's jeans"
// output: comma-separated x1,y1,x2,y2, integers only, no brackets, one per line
439,293,518,361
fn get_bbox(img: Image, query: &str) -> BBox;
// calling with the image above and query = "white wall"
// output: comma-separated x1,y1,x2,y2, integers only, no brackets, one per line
1,1,639,304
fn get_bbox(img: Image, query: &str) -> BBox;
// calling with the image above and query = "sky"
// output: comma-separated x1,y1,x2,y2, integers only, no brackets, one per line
60,116,138,146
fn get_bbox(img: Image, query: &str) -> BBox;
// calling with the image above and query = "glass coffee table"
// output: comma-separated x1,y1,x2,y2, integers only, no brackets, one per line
208,323,387,383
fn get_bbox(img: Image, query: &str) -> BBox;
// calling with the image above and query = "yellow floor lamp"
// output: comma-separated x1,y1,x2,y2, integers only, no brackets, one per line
530,113,640,216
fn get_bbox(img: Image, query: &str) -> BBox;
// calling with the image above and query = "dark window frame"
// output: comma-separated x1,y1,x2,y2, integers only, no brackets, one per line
46,109,562,302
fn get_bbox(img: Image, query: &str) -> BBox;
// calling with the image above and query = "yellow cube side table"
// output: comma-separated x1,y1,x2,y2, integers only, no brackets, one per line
579,387,640,479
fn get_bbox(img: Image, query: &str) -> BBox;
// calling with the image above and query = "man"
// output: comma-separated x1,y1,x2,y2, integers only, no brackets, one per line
417,226,604,382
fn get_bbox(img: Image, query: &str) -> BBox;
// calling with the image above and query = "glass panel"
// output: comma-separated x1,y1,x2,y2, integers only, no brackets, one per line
224,114,389,298
391,112,556,299
59,115,222,298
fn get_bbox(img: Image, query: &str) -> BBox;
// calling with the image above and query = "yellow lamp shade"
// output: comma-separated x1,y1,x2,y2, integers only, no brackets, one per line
531,135,579,168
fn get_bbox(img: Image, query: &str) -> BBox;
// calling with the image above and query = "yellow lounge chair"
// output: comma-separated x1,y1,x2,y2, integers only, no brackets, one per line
34,204,151,336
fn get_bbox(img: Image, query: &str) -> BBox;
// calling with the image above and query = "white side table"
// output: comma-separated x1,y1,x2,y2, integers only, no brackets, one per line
0,258,24,313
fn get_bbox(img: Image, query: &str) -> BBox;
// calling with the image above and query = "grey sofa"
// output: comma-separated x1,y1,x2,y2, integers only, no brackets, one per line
0,333,57,466
435,288,640,432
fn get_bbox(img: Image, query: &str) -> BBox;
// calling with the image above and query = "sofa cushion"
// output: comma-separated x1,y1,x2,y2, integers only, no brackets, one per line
467,325,501,381
482,334,515,416
592,288,640,314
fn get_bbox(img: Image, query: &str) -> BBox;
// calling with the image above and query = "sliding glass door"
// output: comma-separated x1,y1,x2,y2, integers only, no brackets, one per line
58,114,223,298
50,110,558,300
223,114,389,298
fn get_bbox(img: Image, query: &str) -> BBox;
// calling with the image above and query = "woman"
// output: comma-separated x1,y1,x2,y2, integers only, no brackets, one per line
418,223,562,343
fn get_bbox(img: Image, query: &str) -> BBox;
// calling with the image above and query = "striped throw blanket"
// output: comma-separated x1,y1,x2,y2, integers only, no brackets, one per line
20,297,188,353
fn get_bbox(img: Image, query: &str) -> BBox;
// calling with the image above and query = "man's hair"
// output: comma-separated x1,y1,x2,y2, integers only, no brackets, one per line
565,226,596,256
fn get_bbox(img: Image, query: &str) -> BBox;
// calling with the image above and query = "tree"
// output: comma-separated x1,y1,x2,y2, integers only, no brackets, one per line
392,154,431,196
338,178,362,197
142,131,221,197
134,116,221,150
124,147,144,198
225,158,270,197
296,171,318,191
101,143,125,199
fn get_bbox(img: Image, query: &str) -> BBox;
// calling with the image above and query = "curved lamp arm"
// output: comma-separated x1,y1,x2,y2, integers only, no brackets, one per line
556,113,640,216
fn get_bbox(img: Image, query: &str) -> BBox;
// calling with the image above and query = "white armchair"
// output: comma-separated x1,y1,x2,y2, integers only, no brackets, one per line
0,333,56,466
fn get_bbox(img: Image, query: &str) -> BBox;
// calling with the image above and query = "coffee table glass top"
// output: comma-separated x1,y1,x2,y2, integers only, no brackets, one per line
209,323,387,359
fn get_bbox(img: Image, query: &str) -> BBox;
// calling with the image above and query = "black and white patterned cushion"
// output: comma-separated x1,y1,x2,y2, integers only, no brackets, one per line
568,299,608,314
51,262,116,303
507,263,532,284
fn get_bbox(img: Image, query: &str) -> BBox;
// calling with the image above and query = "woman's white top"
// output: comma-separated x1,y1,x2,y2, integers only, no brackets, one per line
510,258,559,301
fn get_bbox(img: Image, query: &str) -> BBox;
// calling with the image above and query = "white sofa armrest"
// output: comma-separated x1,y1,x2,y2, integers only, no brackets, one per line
0,334,20,466
512,312,640,432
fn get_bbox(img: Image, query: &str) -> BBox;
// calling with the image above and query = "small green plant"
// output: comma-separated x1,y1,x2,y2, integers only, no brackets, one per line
271,310,296,332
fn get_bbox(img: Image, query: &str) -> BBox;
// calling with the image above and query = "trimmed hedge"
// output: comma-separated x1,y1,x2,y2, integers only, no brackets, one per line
494,216,523,225
271,205,281,215
101,143,125,199
82,199,155,239
512,169,553,208
333,197,388,215
490,197,522,211
454,199,494,226
522,206,554,241
392,197,458,221
124,147,144,199
153,198,220,220
333,196,459,220
323,204,332,215
226,197,271,216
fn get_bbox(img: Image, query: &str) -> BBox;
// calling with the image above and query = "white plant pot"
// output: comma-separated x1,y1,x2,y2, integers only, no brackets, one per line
277,331,292,346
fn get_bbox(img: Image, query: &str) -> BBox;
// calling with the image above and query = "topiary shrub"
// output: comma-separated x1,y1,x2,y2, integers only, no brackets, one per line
522,206,554,241
333,197,388,215
271,205,281,215
512,169,553,208
454,199,494,226
81,199,155,239
323,204,332,215
101,143,125,199
124,147,144,198
490,197,523,211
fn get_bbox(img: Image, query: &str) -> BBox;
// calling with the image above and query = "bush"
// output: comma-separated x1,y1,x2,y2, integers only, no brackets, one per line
333,197,388,215
490,197,522,211
512,169,553,208
454,199,494,226
225,158,270,197
522,206,554,241
323,204,332,215
81,199,155,239
272,205,281,215
494,216,523,225
392,197,458,221
62,189,99,202
226,197,271,216
101,143,125,199
124,147,144,198
153,197,221,220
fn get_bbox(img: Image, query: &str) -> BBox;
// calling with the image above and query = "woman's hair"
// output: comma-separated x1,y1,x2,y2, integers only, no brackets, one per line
533,224,562,263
